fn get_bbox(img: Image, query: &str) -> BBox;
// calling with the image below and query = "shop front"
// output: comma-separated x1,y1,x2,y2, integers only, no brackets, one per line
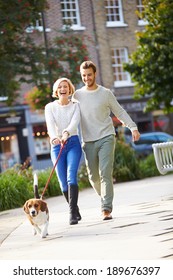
0,105,52,173
25,108,52,171
0,106,29,172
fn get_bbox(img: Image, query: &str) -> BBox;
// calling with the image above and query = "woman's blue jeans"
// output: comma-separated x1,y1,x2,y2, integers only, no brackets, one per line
51,135,82,192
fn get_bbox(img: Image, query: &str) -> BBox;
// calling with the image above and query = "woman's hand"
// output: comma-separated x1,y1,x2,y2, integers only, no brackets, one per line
61,131,69,144
52,138,61,145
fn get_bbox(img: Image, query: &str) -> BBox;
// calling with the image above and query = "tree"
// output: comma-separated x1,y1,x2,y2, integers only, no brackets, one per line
124,0,173,113
0,1,89,109
0,0,48,105
24,29,89,110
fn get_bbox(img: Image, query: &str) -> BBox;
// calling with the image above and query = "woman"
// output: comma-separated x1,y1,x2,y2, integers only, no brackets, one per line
45,78,82,225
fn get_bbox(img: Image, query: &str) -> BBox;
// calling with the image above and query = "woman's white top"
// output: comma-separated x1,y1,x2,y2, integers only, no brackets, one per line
45,100,80,144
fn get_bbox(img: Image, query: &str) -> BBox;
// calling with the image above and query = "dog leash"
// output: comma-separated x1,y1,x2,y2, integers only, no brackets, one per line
40,142,65,199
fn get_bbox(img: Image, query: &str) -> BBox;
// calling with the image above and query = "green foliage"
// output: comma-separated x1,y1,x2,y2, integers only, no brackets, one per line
24,85,51,110
0,0,48,34
0,0,48,105
124,0,173,113
0,163,61,211
78,163,91,190
0,1,89,108
53,31,89,85
24,30,89,110
36,169,62,198
139,154,160,179
0,165,33,211
113,138,141,182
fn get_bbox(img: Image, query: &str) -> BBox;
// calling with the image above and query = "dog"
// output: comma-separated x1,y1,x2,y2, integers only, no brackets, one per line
23,173,49,238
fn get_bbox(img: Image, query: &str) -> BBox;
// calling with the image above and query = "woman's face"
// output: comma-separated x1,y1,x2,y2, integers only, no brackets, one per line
57,81,70,98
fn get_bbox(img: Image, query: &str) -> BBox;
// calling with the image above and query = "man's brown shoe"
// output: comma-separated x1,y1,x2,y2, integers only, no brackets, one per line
102,210,112,220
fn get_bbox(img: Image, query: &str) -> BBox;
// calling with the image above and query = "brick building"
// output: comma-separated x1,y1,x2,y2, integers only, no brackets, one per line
0,0,172,172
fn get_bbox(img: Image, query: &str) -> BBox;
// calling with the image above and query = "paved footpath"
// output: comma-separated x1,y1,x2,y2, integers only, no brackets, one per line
0,174,173,261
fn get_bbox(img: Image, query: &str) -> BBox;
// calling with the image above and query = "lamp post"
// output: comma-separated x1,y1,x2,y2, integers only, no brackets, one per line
41,11,53,100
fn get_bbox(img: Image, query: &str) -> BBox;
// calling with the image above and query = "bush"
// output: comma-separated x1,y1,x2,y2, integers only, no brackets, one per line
36,168,62,198
0,165,33,211
78,163,91,190
139,154,160,179
0,164,62,211
24,85,51,111
113,138,141,182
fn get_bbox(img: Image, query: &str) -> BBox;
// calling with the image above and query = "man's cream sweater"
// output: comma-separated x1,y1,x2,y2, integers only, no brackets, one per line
73,85,137,142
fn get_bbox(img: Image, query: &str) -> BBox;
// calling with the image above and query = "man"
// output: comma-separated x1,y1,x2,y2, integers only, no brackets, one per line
73,61,140,220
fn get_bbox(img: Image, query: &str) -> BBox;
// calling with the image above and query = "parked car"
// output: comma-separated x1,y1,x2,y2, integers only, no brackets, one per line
124,131,173,157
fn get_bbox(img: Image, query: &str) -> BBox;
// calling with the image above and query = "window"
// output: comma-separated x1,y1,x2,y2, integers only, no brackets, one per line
26,13,51,33
0,96,8,102
0,130,20,172
136,0,148,26
33,124,50,160
105,0,127,27
60,0,85,30
111,48,132,87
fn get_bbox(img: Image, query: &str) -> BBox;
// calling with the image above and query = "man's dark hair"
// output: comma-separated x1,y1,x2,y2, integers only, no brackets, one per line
80,61,97,73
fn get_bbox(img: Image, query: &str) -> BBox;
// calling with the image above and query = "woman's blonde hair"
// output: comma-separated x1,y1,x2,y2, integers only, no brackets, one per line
52,77,75,98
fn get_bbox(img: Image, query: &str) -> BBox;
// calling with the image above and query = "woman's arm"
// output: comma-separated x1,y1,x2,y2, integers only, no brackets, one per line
45,103,59,144
62,103,80,136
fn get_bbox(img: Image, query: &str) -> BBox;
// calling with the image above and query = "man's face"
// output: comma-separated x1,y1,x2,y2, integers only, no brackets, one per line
80,67,96,89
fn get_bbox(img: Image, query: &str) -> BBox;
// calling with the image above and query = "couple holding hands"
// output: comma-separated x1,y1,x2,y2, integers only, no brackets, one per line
45,60,140,225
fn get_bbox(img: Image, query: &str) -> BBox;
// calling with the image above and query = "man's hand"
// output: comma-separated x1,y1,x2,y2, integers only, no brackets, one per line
132,130,140,142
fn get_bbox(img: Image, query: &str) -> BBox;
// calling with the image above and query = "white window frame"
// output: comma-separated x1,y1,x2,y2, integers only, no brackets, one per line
105,0,127,27
0,96,8,101
111,48,133,87
137,0,148,26
26,13,51,33
60,0,85,30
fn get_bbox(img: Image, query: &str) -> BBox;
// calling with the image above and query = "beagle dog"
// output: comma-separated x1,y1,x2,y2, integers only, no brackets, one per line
23,174,49,238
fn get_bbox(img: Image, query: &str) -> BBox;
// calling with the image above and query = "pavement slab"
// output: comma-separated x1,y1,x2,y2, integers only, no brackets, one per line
0,174,173,261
